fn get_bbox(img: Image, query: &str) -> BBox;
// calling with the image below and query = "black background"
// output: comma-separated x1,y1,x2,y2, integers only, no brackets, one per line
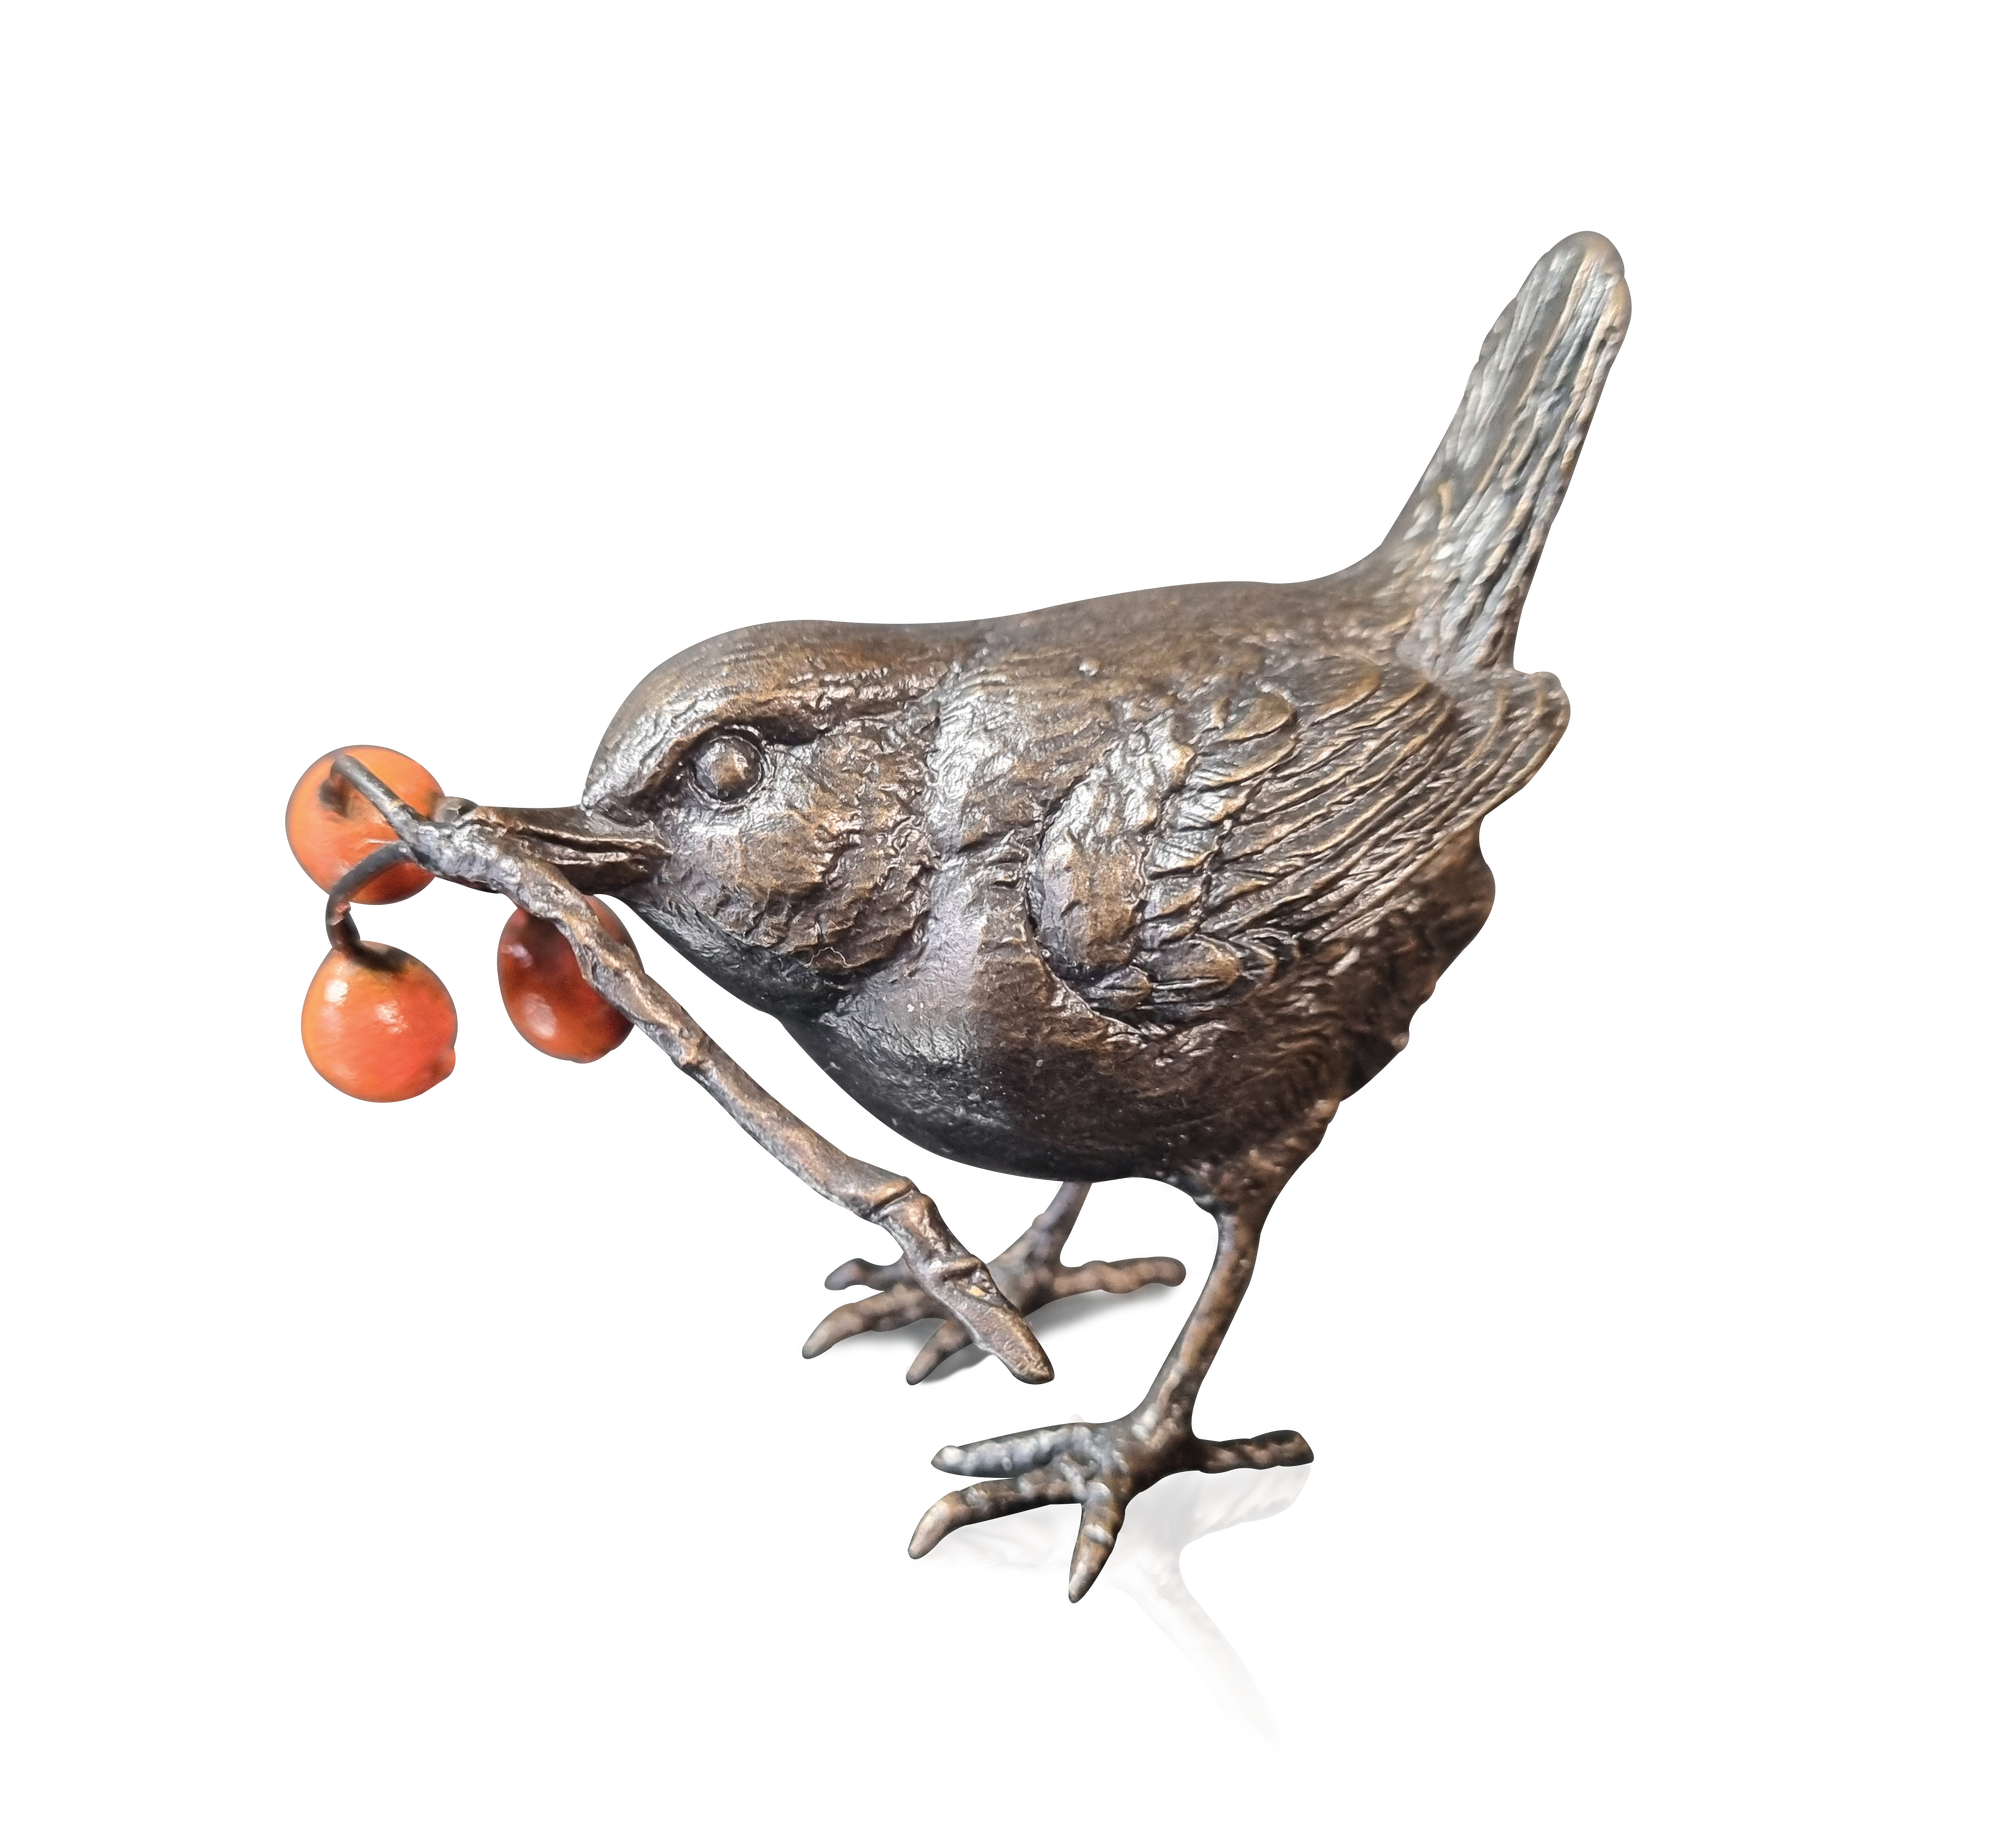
234,194,1704,1816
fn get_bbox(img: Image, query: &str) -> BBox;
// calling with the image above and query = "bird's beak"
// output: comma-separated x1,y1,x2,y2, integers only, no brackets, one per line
469,804,668,893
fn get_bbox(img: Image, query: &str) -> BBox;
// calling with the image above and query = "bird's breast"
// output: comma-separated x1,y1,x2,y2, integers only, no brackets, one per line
782,838,1290,1181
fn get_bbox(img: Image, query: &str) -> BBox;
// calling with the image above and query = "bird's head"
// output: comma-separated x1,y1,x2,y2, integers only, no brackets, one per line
485,621,967,1017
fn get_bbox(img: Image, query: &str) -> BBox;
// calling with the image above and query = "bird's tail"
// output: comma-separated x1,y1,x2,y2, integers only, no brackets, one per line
1361,232,1629,676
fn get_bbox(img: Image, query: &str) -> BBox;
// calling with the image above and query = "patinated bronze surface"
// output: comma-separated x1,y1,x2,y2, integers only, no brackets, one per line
325,231,1629,1598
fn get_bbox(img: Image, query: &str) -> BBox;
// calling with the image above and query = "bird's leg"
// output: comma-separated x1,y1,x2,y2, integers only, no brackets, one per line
909,1182,1310,1600
996,1176,1096,1280
325,754,1052,1385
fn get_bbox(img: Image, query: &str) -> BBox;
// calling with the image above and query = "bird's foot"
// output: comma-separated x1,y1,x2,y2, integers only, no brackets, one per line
804,1240,1192,1384
804,1184,1192,1384
909,1412,1312,1600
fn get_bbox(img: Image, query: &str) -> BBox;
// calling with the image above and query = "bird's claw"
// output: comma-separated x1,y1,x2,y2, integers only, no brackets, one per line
904,1416,1160,1600
804,1240,1192,1384
800,1184,1192,1384
910,1416,1312,1600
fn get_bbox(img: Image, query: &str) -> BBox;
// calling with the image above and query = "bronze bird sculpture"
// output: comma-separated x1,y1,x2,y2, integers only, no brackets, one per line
321,231,1628,1598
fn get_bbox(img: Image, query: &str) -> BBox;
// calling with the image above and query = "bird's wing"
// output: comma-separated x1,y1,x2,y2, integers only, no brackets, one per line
1029,653,1566,1021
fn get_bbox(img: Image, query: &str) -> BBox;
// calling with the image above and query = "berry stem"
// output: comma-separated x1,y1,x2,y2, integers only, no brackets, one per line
323,840,419,963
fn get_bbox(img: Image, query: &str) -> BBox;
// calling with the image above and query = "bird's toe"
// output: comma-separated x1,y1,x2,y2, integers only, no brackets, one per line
931,1422,1088,1477
908,1467,1082,1558
1068,1487,1129,1601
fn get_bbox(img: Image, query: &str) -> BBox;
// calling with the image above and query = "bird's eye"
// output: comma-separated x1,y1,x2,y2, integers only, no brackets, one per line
690,731,763,802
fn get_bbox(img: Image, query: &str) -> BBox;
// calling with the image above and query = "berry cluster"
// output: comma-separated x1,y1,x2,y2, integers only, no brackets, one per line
286,748,633,1100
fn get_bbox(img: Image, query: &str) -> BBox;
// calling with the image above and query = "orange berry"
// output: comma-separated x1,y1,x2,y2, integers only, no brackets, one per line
301,945,457,1102
286,746,444,904
497,899,635,1063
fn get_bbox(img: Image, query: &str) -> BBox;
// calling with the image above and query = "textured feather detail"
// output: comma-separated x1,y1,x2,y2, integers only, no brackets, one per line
1030,653,1566,1022
1357,232,1629,677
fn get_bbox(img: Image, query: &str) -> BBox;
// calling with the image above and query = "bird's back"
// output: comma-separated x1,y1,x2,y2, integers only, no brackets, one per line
967,591,1563,1026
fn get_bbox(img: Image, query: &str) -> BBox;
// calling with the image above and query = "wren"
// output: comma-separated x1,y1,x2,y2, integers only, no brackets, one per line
318,232,1629,1598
